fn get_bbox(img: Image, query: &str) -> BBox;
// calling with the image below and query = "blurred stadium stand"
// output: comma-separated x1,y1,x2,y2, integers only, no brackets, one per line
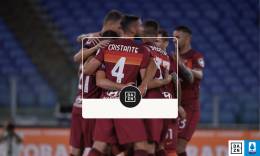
0,0,258,126
0,19,57,119
0,19,59,104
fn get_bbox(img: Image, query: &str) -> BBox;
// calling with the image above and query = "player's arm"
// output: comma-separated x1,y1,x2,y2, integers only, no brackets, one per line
191,55,204,80
147,69,172,89
83,46,107,75
96,70,127,90
73,47,97,63
73,40,110,63
139,58,157,95
76,34,88,43
76,33,100,44
83,58,101,75
147,79,170,89
191,68,203,79
179,61,194,84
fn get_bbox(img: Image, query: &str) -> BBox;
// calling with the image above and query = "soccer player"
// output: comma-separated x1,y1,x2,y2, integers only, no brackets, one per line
156,29,187,156
69,10,123,156
74,10,123,63
84,15,152,156
173,26,204,156
141,21,173,156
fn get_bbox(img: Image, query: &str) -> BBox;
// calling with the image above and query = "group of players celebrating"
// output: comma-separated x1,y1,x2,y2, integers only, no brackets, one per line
70,10,204,156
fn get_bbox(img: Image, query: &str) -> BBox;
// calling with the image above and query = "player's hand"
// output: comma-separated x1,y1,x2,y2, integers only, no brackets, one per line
119,82,135,90
76,34,88,43
76,33,101,45
94,40,110,49
163,69,172,84
178,106,186,119
126,82,135,86
122,82,135,89
138,84,147,97
89,38,101,45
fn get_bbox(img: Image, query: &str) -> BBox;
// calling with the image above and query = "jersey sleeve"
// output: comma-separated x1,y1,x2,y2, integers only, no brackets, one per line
140,46,151,69
193,53,205,70
95,48,105,63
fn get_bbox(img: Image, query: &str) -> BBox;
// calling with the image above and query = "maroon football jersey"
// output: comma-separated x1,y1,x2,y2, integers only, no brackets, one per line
144,42,172,99
95,39,150,98
179,49,204,108
73,38,101,107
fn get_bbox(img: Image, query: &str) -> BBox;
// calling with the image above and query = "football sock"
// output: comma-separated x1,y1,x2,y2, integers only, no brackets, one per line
111,144,124,156
88,148,103,156
134,149,148,156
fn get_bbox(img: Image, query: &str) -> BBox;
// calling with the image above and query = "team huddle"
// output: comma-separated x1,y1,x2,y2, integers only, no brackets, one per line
70,10,204,156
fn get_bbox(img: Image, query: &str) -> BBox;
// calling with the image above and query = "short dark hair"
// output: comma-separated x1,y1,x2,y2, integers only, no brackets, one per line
103,10,123,24
143,20,159,36
144,20,159,31
175,25,192,35
101,30,120,39
120,15,140,32
158,29,169,41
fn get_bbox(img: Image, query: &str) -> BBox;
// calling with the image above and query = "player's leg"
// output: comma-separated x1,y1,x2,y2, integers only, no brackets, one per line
164,119,178,156
114,119,149,156
134,141,149,156
176,109,200,156
176,139,188,156
82,119,96,155
146,142,156,156
88,141,108,156
145,119,164,156
69,107,84,156
70,148,81,156
155,144,167,156
111,144,127,156
88,119,116,156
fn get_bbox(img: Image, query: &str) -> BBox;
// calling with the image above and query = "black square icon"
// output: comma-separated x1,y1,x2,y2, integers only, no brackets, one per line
125,91,136,102
230,142,242,154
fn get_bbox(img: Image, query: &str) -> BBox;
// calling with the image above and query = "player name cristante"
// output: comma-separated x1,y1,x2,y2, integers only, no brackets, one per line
149,45,167,55
108,44,139,53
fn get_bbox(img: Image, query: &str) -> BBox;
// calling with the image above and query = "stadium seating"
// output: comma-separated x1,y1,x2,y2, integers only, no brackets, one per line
1,0,258,124
37,0,258,124
0,19,57,107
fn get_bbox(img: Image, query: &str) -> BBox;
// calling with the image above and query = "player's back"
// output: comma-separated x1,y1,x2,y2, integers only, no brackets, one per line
100,39,149,84
147,42,170,79
143,42,172,98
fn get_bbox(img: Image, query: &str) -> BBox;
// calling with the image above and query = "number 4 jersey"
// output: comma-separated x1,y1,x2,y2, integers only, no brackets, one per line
95,39,150,98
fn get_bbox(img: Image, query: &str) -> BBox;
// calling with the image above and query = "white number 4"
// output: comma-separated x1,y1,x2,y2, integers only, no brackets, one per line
111,57,126,83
